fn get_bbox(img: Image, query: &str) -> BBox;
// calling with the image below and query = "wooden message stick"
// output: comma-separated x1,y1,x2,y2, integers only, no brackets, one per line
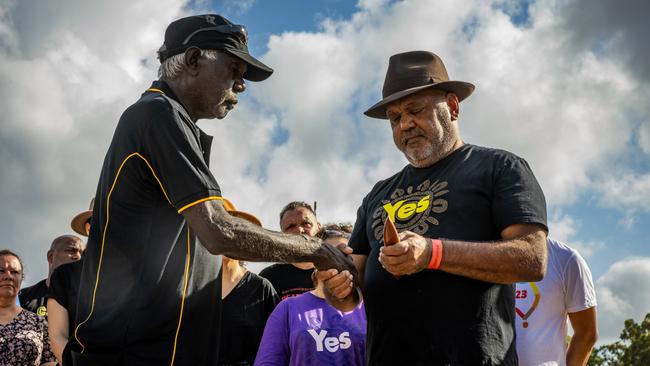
383,216,400,279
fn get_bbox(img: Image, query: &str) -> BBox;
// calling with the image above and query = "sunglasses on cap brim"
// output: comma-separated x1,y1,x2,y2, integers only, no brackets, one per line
182,24,248,46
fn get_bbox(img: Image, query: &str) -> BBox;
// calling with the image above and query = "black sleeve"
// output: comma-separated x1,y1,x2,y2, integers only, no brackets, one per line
491,155,548,232
349,195,371,256
47,266,70,310
261,278,280,320
140,99,221,212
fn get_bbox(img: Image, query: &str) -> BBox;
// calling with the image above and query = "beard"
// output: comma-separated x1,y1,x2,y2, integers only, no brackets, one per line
402,104,457,168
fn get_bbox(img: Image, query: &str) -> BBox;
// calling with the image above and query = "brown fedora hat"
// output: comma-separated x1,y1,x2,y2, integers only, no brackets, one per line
364,51,475,119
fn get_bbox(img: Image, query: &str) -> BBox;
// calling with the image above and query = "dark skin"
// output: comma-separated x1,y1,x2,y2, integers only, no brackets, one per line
165,48,357,280
182,200,357,275
317,89,547,298
47,235,84,285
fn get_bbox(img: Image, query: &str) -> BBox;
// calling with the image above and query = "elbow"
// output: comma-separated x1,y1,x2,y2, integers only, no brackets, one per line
528,259,546,282
525,232,548,282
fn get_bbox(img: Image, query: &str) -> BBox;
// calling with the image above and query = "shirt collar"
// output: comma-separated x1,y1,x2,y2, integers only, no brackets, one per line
146,80,190,114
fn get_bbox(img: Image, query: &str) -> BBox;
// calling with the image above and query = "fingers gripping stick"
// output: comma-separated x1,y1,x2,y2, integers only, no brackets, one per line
383,217,401,279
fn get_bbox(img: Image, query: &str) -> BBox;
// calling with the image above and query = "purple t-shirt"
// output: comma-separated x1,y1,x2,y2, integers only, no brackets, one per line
254,292,366,366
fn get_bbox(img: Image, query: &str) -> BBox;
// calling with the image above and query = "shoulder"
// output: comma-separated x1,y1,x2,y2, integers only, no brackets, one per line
259,263,288,277
117,92,180,132
252,272,277,290
547,238,582,266
245,272,276,291
547,238,592,276
19,279,46,296
17,309,47,327
463,144,528,166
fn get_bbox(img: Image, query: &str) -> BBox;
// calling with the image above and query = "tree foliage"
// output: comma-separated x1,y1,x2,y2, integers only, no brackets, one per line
588,313,650,366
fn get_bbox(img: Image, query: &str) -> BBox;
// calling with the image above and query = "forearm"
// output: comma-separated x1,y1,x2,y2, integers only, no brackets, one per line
566,333,597,366
185,201,323,263
50,333,68,364
46,299,69,364
439,230,547,284
567,308,598,366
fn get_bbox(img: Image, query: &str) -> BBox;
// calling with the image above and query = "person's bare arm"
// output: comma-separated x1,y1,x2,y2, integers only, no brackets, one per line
182,200,356,273
567,307,598,366
380,223,547,284
46,298,68,365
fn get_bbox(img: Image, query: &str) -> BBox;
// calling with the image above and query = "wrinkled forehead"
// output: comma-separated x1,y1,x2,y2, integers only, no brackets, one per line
0,255,22,270
54,237,84,251
281,207,317,224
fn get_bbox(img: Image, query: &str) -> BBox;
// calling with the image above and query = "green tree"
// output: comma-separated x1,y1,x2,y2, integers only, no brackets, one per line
588,313,650,366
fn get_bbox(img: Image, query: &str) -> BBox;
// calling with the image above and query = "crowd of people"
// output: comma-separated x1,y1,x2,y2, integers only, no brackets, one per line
0,13,599,366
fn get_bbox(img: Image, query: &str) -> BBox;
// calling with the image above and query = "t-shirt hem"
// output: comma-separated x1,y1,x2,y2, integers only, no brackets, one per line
498,216,548,233
567,301,597,313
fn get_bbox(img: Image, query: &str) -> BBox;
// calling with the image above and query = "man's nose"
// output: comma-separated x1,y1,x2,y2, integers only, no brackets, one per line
399,113,416,130
233,79,246,93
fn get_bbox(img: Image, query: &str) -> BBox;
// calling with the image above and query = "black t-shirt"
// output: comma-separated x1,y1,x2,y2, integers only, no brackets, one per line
349,144,547,366
259,264,314,300
48,259,83,334
218,271,279,366
75,80,224,365
19,279,48,316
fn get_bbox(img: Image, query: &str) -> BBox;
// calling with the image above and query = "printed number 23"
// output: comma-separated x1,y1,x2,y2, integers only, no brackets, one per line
516,290,528,299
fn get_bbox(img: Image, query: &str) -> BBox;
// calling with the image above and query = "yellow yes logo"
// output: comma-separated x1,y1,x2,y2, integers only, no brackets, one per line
382,195,430,222
37,305,47,317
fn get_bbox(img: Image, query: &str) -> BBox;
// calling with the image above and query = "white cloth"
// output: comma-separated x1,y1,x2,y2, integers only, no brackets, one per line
515,238,597,366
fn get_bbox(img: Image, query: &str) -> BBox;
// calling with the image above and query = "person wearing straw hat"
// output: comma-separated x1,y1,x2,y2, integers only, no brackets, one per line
70,198,94,237
318,51,549,365
72,14,355,366
48,200,95,365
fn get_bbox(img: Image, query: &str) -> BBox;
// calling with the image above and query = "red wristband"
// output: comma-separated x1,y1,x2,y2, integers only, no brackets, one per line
427,239,443,270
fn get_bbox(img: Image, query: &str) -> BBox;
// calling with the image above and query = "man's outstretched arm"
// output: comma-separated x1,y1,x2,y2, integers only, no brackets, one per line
379,223,547,284
182,199,356,273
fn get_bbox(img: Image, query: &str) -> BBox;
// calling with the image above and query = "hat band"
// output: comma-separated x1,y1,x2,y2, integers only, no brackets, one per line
383,76,436,97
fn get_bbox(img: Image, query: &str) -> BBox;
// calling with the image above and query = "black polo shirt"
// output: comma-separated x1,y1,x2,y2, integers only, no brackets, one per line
75,80,224,365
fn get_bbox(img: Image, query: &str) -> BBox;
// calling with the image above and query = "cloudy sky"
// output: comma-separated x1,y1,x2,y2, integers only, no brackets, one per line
1,0,648,344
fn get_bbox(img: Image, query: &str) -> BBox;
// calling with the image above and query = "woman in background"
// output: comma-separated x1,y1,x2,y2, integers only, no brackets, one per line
218,210,279,366
254,224,366,366
0,249,57,366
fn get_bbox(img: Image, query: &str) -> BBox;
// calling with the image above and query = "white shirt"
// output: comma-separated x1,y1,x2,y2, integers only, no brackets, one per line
515,238,597,366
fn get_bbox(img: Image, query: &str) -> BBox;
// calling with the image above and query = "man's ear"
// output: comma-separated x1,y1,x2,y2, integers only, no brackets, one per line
446,93,459,121
46,250,53,265
183,47,203,77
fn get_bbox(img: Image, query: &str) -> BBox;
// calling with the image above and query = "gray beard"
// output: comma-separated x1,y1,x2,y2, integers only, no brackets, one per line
404,104,456,168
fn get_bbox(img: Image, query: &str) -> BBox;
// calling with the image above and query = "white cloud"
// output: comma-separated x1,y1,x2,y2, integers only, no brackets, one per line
596,173,650,212
595,257,650,344
2,0,649,284
0,0,186,283
548,212,604,258
639,122,650,156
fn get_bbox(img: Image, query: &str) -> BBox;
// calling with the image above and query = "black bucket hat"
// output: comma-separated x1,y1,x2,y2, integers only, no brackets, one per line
364,51,475,119
158,14,273,82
